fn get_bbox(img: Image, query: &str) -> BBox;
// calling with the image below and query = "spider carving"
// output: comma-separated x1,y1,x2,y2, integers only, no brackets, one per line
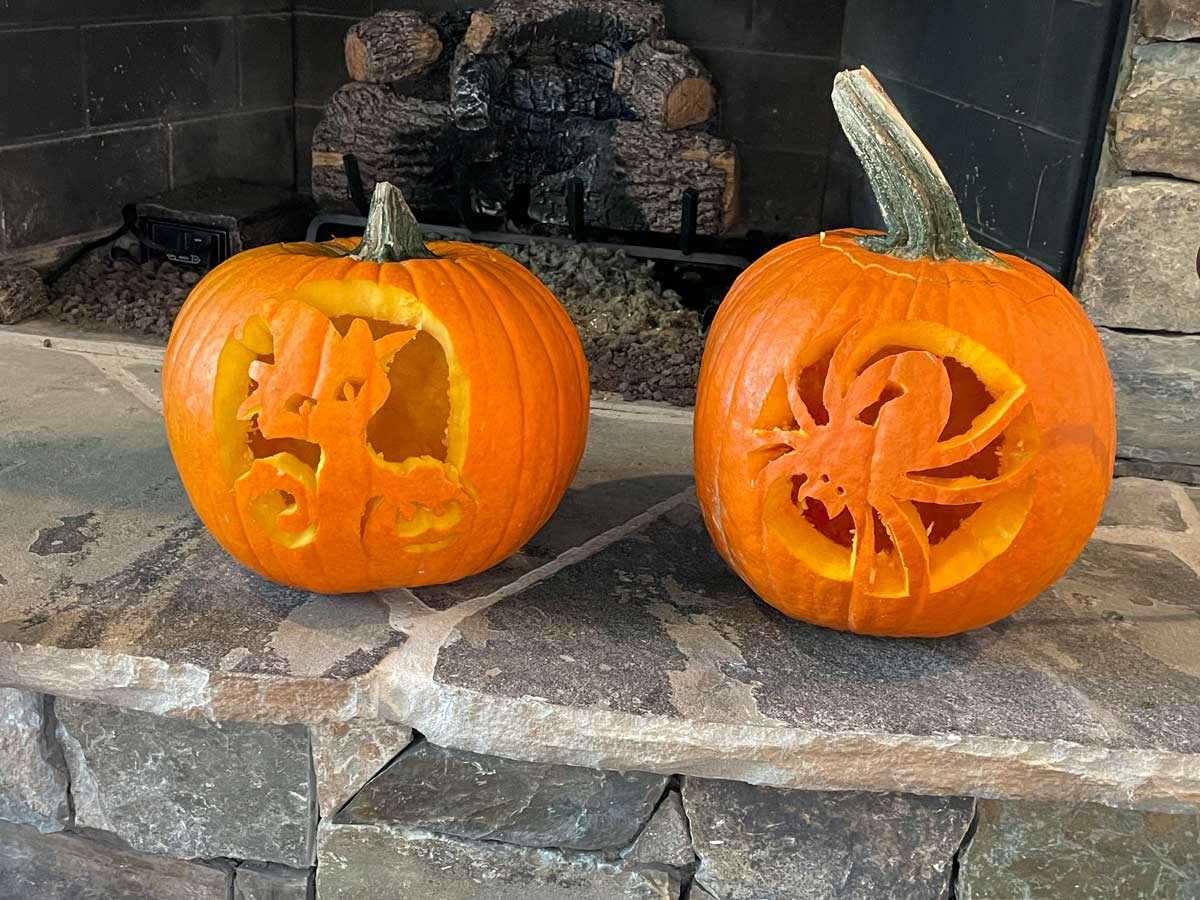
749,320,1038,600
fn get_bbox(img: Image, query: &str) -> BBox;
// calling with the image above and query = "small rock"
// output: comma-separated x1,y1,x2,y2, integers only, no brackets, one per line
181,270,201,285
0,265,50,325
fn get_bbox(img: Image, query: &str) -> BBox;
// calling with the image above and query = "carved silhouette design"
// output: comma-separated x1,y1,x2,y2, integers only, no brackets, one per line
225,299,474,557
750,319,1038,600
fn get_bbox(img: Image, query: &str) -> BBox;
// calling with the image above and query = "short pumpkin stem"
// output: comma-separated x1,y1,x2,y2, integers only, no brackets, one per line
350,181,439,262
831,67,999,265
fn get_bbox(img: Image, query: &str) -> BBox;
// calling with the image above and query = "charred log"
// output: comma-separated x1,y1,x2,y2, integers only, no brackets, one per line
614,39,714,130
345,10,443,83
527,122,738,234
311,83,453,213
462,0,664,55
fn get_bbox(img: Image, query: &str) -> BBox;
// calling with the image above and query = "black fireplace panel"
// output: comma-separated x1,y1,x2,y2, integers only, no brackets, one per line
837,0,1128,280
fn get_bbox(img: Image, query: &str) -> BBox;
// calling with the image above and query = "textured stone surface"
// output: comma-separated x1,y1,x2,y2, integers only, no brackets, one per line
0,819,231,900
624,788,694,868
3,327,1200,812
317,823,680,900
432,502,1200,751
684,779,973,900
0,330,689,721
1100,476,1188,531
234,863,313,900
958,800,1200,899
1116,42,1200,182
0,688,68,832
55,697,314,866
1138,0,1200,38
337,739,668,851
311,720,413,817
411,497,1200,811
1076,178,1200,332
1101,329,1200,466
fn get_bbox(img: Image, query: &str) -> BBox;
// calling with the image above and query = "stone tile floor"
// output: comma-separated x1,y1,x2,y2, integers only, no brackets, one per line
0,325,1198,812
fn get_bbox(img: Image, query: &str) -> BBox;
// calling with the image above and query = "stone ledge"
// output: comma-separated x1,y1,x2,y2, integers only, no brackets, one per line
2,329,1200,813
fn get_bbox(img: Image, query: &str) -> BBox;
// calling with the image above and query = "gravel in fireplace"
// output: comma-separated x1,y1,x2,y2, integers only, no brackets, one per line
43,238,706,407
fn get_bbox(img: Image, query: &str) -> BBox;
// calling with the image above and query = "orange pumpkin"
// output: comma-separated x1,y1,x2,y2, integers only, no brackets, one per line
163,183,589,593
693,68,1115,637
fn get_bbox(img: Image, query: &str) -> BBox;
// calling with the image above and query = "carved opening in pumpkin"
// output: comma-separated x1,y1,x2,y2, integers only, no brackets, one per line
856,382,904,426
245,366,322,470
800,495,854,548
796,350,834,425
327,315,452,464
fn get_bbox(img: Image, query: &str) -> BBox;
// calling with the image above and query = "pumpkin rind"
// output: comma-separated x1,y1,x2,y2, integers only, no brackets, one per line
693,70,1115,637
163,186,589,593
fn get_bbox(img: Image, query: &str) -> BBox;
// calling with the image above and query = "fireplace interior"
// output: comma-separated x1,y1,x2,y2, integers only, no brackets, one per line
1,0,1180,449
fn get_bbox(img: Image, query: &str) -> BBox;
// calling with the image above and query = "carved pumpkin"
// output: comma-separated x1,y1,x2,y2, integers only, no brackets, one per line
693,69,1115,637
163,183,589,593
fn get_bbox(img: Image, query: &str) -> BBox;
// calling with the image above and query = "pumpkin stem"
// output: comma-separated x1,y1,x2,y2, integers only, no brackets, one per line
831,67,1000,265
349,181,439,262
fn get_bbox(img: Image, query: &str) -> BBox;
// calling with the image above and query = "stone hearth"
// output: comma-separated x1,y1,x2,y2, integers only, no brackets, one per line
2,325,1200,898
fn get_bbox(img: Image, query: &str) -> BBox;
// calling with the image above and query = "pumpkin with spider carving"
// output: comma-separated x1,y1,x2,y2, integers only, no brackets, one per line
162,183,589,593
693,68,1115,637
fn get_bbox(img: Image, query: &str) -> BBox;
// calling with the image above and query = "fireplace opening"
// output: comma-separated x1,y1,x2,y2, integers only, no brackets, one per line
2,0,1131,411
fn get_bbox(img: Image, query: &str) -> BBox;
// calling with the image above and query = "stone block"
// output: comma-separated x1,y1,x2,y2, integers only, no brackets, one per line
55,698,314,866
317,823,680,900
0,127,168,251
958,800,1200,899
234,862,313,900
1100,477,1188,531
0,819,231,900
84,20,237,126
1101,329,1200,467
623,788,695,868
310,720,413,817
1116,42,1200,183
0,689,69,832
239,14,294,109
1076,178,1200,332
1138,0,1200,39
336,739,668,851
683,778,974,900
170,109,295,188
0,28,82,141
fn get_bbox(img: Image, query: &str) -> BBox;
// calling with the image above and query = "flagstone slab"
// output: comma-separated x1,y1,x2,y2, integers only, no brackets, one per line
2,327,1200,814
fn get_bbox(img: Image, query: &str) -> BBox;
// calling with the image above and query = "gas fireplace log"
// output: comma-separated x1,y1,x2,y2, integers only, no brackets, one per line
463,0,665,55
522,122,739,235
614,39,714,130
345,10,443,84
604,122,738,233
311,83,453,211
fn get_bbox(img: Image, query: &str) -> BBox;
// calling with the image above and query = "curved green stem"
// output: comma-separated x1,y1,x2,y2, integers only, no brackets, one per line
349,181,439,262
831,67,1000,265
